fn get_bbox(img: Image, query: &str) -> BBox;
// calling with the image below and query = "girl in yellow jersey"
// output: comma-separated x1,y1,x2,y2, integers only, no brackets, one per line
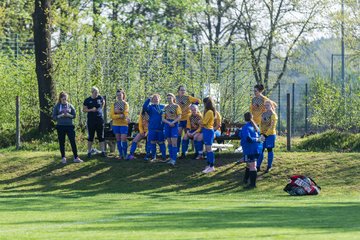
257,100,278,173
199,97,216,173
110,89,129,159
194,97,221,160
250,84,269,126
127,110,150,160
163,93,182,166
180,104,202,158
176,86,201,153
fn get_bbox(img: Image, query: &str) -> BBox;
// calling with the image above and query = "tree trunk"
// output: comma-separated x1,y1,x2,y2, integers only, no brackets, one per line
33,0,56,133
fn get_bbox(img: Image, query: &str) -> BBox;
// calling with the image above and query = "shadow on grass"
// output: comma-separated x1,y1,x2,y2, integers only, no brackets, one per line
0,152,359,197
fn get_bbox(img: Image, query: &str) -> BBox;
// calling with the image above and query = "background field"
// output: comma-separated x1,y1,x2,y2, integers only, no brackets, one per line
0,150,359,240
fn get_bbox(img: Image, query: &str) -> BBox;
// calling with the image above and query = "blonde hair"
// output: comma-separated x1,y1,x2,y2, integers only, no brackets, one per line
91,86,99,93
190,104,199,113
167,93,176,103
151,93,161,102
264,100,277,111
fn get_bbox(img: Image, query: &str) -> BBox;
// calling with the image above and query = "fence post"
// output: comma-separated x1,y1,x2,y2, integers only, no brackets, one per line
15,34,19,59
305,83,308,133
16,96,21,150
103,95,107,151
232,44,236,121
277,82,281,133
287,93,291,151
292,83,295,135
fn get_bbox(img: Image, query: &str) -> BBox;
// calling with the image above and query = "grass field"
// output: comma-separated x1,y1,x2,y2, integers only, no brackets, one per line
0,150,359,239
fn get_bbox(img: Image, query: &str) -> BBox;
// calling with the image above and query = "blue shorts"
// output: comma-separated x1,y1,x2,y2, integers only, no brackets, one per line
164,122,179,138
214,130,221,138
148,130,165,143
264,135,276,148
244,154,259,163
179,120,187,128
112,125,128,135
202,128,214,146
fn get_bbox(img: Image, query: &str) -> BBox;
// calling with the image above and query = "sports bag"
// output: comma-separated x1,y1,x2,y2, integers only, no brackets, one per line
284,175,321,196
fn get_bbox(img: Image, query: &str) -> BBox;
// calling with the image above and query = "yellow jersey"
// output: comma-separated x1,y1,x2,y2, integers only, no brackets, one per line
201,110,214,130
260,111,278,136
138,112,149,134
186,113,202,131
110,101,129,126
176,95,201,121
164,104,182,120
250,95,269,125
214,111,222,131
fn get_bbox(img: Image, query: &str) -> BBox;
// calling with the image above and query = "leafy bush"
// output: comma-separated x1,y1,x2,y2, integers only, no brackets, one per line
297,130,360,152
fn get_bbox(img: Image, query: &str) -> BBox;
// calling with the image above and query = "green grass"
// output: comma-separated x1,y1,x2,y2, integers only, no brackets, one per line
0,150,360,239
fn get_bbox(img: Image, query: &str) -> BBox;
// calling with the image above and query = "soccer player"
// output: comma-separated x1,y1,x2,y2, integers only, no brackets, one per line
176,86,201,153
142,94,167,162
199,97,217,173
110,89,129,159
180,104,202,158
83,86,106,158
52,92,83,164
250,84,269,126
257,100,278,173
162,93,182,166
127,110,151,160
240,112,263,189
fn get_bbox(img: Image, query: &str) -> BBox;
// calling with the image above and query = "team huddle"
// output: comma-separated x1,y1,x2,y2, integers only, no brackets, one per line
52,84,277,187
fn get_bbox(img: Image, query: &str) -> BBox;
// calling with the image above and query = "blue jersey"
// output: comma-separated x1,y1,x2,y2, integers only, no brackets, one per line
240,122,262,155
142,99,165,131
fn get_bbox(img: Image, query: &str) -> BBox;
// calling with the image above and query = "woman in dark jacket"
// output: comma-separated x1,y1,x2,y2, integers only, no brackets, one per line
52,92,83,164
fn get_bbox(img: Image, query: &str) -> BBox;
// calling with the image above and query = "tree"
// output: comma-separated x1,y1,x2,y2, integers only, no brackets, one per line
33,0,56,133
236,0,327,94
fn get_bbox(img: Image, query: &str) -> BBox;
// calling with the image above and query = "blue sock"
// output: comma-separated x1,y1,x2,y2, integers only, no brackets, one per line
268,151,274,168
117,141,122,157
130,142,137,155
207,152,215,167
257,152,264,168
151,143,156,158
122,141,128,157
182,139,189,154
172,146,177,161
177,136,181,153
145,142,151,157
159,143,166,159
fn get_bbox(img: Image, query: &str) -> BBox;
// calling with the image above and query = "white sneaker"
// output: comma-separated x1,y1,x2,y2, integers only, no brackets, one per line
167,160,176,166
73,157,83,163
204,166,215,173
61,157,67,164
202,166,210,173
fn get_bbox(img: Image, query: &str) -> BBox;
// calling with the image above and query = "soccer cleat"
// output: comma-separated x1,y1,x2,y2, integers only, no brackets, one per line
196,155,204,160
87,152,92,159
202,166,210,173
126,155,135,160
203,166,215,173
61,157,67,164
264,167,272,173
150,157,157,163
167,160,176,166
160,157,169,163
179,153,186,159
73,157,83,163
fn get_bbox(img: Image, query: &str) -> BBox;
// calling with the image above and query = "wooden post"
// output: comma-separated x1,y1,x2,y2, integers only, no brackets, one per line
305,83,308,133
16,96,21,150
286,93,291,151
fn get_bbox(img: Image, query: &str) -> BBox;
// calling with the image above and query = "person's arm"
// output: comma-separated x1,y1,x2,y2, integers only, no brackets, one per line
138,114,145,135
65,104,76,118
186,116,191,132
142,98,151,114
189,95,201,105
110,104,121,120
213,112,221,130
170,105,182,124
52,104,61,120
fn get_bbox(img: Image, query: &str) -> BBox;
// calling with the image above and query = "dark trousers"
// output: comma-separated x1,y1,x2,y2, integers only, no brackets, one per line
56,125,78,158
